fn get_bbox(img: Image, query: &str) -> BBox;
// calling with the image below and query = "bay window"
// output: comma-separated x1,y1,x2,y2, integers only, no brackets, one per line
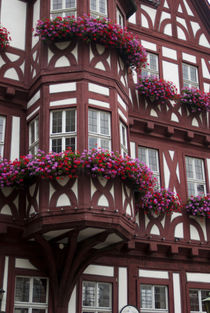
185,157,206,196
90,0,107,18
29,117,39,155
50,109,76,153
14,276,48,313
50,0,77,18
0,116,6,157
82,281,112,313
138,146,161,189
88,109,111,150
140,284,168,312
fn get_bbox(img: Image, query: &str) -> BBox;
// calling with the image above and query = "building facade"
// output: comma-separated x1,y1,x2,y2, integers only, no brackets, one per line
0,0,209,313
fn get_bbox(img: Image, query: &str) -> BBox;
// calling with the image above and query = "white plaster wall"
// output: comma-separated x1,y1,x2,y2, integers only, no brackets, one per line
173,273,182,313
130,142,136,159
141,40,157,51
118,268,127,311
141,5,157,28
162,61,180,93
182,53,196,64
118,108,127,123
10,116,20,160
1,0,26,50
139,269,169,279
68,286,76,313
32,0,40,48
88,99,110,108
187,273,210,283
162,47,177,60
83,265,114,277
50,82,76,93
27,90,40,109
128,12,136,24
88,83,109,96
15,258,38,270
2,256,9,311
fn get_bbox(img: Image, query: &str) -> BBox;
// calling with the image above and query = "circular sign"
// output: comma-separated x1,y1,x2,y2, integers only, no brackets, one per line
120,305,140,313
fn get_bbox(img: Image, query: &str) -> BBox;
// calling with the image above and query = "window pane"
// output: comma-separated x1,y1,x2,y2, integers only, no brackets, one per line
100,112,109,135
33,278,47,303
90,0,97,11
32,310,46,313
187,182,195,196
196,184,205,195
149,54,158,71
99,0,106,14
52,111,62,133
82,282,96,307
14,309,29,313
15,277,30,302
98,283,111,308
88,136,97,149
52,138,62,152
0,117,5,142
201,290,210,311
194,158,203,180
52,0,62,10
65,137,75,151
190,66,197,82
100,139,110,150
0,145,4,156
141,285,152,309
30,122,35,144
66,110,75,132
182,64,189,80
186,157,194,178
148,149,158,172
155,286,166,309
138,147,147,164
88,110,97,133
66,0,75,8
189,289,199,311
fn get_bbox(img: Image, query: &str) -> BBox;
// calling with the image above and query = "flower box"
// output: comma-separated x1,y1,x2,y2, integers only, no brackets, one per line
185,195,210,219
34,15,147,69
0,25,11,50
179,87,210,113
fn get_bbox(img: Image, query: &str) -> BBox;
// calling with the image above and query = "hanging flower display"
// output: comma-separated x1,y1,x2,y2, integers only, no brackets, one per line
0,25,11,49
136,76,177,103
185,195,210,218
34,15,147,69
179,87,210,113
140,188,182,215
0,149,155,195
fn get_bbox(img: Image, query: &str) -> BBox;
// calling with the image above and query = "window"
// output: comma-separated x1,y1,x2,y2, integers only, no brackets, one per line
82,281,112,313
29,117,39,155
90,0,107,18
50,0,77,18
120,122,128,157
88,109,111,150
185,157,206,196
138,146,160,189
0,116,6,157
182,63,199,88
141,53,159,78
14,276,48,313
116,8,124,27
189,289,210,313
50,109,76,153
140,284,168,312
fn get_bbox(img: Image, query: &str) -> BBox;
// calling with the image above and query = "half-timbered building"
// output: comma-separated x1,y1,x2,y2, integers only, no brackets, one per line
0,0,209,312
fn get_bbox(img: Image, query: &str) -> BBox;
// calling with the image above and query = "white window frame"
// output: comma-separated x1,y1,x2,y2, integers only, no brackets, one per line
82,280,112,313
138,146,161,189
116,7,124,27
141,52,159,78
140,284,168,312
14,276,49,313
50,0,77,18
182,63,199,88
90,0,107,18
0,116,6,157
119,121,128,157
50,109,77,153
88,109,111,151
189,288,210,313
185,156,206,197
29,116,39,155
